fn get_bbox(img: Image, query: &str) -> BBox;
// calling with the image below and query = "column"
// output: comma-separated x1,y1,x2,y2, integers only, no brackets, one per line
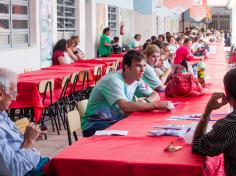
231,2,236,45
85,0,97,58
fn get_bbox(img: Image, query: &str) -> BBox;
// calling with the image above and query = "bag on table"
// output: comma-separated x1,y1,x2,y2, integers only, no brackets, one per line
165,72,204,97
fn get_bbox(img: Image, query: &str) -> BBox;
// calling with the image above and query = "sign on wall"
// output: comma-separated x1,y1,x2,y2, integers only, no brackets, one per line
40,0,54,68
190,0,207,21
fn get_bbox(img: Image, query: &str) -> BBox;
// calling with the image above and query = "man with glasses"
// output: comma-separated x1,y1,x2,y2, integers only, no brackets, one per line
0,68,48,176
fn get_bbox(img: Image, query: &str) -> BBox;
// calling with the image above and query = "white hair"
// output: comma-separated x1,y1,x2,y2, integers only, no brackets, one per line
0,68,17,92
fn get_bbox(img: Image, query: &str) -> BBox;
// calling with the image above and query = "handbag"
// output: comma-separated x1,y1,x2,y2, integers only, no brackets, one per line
165,72,204,97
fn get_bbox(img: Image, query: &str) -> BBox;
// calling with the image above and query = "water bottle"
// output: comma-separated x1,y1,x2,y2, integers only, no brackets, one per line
197,59,206,86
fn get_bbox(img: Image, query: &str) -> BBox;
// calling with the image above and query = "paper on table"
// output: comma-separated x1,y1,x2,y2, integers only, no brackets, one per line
149,125,190,137
167,114,202,121
154,124,186,130
95,130,128,136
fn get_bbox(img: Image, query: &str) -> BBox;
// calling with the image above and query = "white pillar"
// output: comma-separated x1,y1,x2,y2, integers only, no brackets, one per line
231,2,236,45
85,0,97,58
78,0,86,53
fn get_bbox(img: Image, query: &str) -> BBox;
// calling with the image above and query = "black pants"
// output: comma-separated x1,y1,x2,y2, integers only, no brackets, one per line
100,55,109,57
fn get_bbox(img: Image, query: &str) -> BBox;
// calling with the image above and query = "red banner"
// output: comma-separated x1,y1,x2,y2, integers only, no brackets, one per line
190,0,207,21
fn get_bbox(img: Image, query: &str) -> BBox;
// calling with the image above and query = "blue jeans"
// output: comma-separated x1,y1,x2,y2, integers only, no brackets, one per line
82,121,112,137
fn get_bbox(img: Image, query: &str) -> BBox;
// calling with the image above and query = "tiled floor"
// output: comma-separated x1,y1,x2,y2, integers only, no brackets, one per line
34,126,83,158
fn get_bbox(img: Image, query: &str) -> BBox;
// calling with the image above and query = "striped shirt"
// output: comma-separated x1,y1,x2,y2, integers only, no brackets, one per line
192,110,236,176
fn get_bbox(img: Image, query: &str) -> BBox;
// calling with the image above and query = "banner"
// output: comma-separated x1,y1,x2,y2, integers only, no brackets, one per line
190,0,207,21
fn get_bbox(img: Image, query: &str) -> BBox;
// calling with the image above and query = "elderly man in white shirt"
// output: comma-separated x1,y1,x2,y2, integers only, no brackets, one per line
0,68,48,176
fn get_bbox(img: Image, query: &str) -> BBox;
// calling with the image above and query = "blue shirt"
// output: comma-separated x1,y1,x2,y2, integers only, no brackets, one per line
0,111,40,176
82,71,153,130
142,64,162,90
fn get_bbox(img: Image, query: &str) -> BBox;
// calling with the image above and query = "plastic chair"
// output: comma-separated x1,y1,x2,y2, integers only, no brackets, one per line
66,109,81,145
75,99,88,118
55,75,71,130
113,60,120,71
15,117,30,134
105,66,115,74
39,79,60,135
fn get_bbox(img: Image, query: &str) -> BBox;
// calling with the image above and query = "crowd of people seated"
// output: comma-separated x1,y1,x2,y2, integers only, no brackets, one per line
1,26,235,176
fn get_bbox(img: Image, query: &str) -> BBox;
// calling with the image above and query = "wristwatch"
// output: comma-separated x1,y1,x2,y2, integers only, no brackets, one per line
144,98,151,103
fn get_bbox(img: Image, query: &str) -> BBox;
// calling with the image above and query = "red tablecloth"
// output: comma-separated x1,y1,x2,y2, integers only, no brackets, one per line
10,65,95,122
111,53,126,57
45,43,227,176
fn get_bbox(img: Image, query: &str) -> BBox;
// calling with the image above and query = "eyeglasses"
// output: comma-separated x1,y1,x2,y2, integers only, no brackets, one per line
10,91,18,100
2,89,18,100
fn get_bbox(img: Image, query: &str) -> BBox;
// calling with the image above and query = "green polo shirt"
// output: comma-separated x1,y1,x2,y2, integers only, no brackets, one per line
98,34,111,56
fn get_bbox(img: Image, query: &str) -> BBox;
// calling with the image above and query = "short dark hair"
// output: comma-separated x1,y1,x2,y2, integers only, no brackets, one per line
184,38,192,44
143,42,150,50
122,50,145,71
151,40,164,49
151,36,157,41
176,36,183,42
224,68,236,100
145,39,152,43
53,39,67,53
134,34,141,39
166,35,175,43
103,27,110,34
113,36,119,42
158,35,165,41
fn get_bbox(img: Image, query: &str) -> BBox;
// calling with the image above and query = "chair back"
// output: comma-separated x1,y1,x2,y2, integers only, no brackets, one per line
78,70,89,90
105,66,115,74
113,60,120,71
94,65,102,84
66,109,81,145
75,99,88,118
15,118,30,134
38,79,54,106
60,75,70,98
70,72,79,94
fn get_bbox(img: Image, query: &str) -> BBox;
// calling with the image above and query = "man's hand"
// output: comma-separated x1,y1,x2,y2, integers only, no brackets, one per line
204,92,228,115
21,123,40,149
155,101,173,111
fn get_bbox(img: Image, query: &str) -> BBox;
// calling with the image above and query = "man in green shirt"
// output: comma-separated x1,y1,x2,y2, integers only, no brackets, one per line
82,50,173,137
98,27,117,57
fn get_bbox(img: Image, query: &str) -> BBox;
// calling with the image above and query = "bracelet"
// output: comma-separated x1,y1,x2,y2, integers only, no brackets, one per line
201,113,211,122
144,98,151,103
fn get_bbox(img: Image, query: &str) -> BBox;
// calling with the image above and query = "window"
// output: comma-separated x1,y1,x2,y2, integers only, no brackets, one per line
57,0,78,39
108,5,119,38
0,0,29,48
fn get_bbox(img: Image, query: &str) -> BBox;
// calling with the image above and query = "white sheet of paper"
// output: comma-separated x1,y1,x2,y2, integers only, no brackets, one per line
95,130,128,136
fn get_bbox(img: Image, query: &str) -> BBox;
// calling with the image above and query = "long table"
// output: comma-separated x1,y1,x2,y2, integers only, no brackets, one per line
46,43,227,176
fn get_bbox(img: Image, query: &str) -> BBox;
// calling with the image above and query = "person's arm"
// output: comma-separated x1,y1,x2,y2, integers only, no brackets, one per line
192,92,228,140
116,99,171,114
104,41,118,47
145,90,160,102
0,127,40,176
58,56,66,65
21,123,40,149
66,49,78,62
160,68,171,83
75,53,84,61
